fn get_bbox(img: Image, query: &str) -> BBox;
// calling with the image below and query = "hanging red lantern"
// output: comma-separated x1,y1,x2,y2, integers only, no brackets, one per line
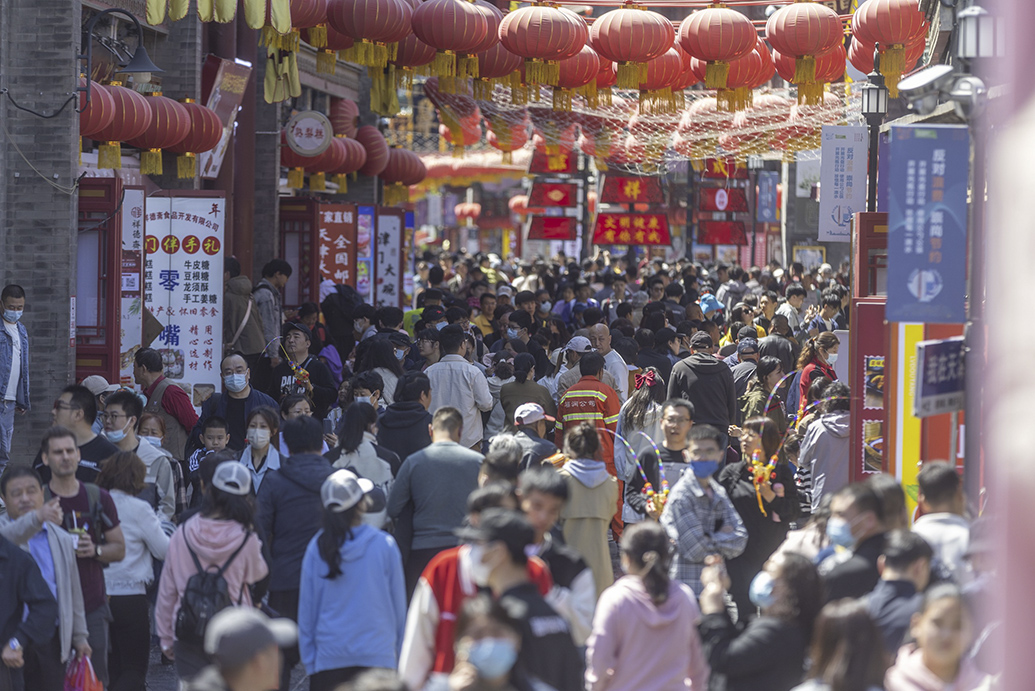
303,19,354,73
773,43,845,98
125,93,192,176
635,47,683,114
167,100,222,179
92,84,153,170
329,136,368,191
356,125,389,176
589,4,674,89
678,2,757,89
263,0,327,51
79,80,116,139
498,4,588,87
670,44,700,93
329,98,360,139
765,0,843,105
327,0,413,68
439,119,482,148
382,147,427,204
852,0,925,96
848,31,925,91
465,0,504,76
552,44,601,111
391,33,437,87
412,0,490,80
304,137,348,192
486,125,529,164
280,131,309,188
474,43,523,99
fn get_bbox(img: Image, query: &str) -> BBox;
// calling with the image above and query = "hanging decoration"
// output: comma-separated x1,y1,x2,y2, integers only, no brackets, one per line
635,47,683,114
327,0,413,68
93,83,153,170
765,0,843,105
381,147,427,204
678,2,756,89
356,125,390,175
125,93,191,175
852,0,926,97
302,22,354,74
330,136,368,191
498,3,588,87
79,80,116,140
553,44,600,111
167,100,222,178
475,43,523,100
304,136,348,190
411,0,490,84
263,0,326,51
391,32,437,88
589,3,674,90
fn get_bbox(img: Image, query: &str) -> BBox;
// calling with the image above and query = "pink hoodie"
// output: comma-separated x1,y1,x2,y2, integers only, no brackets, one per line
586,575,710,691
885,644,991,691
156,515,269,650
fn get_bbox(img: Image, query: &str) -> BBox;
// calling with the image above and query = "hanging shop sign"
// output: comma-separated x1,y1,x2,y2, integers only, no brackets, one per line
592,213,671,245
528,216,577,240
356,206,376,304
285,110,333,157
698,187,748,212
119,188,146,387
528,149,577,175
756,170,779,223
914,337,966,418
316,203,357,285
375,208,405,309
818,125,868,241
701,158,749,179
698,220,748,245
198,56,253,180
529,181,578,207
600,175,664,204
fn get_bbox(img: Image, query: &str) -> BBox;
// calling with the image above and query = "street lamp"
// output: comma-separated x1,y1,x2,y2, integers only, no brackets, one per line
957,5,1004,60
860,64,888,213
78,8,163,110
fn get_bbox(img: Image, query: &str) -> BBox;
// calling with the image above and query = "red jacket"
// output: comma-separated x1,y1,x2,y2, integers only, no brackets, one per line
799,360,837,417
555,375,621,474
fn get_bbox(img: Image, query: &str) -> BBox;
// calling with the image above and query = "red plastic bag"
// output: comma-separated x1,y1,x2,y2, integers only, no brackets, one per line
64,656,102,691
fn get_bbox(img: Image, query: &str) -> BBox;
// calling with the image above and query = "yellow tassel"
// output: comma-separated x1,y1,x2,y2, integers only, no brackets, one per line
502,151,512,164
439,136,448,153
98,142,121,169
316,50,336,74
615,62,641,90
387,42,398,62
452,144,465,158
882,44,905,98
525,58,558,87
140,149,163,175
177,152,196,179
287,167,304,188
333,174,348,192
705,61,729,90
797,81,823,106
340,45,358,63
552,88,572,112
458,54,479,79
430,50,456,78
280,30,300,52
579,80,599,108
599,86,612,106
440,76,456,94
473,78,493,99
594,156,607,171
260,25,279,47
370,43,388,68
690,158,706,173
310,172,326,191
308,24,328,48
794,54,816,86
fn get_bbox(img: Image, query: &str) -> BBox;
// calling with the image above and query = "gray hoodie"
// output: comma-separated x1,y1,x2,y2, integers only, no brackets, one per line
800,410,851,513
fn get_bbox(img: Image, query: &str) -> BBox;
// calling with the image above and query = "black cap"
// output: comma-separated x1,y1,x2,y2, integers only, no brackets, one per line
423,305,447,322
737,325,758,341
455,509,535,563
282,321,312,341
690,331,714,349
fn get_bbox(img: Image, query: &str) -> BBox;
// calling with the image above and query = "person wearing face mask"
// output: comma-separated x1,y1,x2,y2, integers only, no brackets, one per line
454,510,583,691
795,331,840,416
821,483,889,602
697,552,823,691
358,338,404,408
328,403,394,528
798,381,852,513
0,284,29,476
659,425,747,597
239,407,281,492
138,412,189,517
190,352,278,455
353,304,379,342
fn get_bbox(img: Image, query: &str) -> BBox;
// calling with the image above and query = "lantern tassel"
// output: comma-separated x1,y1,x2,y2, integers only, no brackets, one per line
261,24,280,47
177,152,197,179
280,30,300,53
316,50,336,74
140,149,164,176
370,42,388,68
310,172,327,191
524,58,558,87
457,54,479,80
501,151,512,164
430,50,457,79
881,44,905,98
333,174,348,193
98,142,121,169
797,82,824,106
340,46,358,63
793,54,817,87
287,167,304,188
594,156,607,172
473,78,492,100
308,24,328,48
705,60,729,90
599,86,613,107
615,61,641,90
552,88,572,112
579,80,599,109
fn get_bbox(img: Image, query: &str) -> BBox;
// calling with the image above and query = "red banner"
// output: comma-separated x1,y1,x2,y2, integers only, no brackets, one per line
593,213,671,245
529,182,577,207
528,149,577,175
528,216,577,240
697,220,748,245
600,176,664,203
698,187,749,212
317,203,358,284
702,158,749,179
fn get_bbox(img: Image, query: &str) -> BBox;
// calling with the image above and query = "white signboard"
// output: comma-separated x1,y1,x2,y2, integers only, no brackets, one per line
143,196,226,410
119,188,146,386
375,210,402,308
819,125,868,241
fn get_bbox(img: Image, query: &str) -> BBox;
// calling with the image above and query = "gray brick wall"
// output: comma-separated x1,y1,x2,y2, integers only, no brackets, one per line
0,0,82,462
250,53,281,278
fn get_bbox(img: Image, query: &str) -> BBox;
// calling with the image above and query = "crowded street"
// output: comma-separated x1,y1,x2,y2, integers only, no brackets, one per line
0,0,1020,688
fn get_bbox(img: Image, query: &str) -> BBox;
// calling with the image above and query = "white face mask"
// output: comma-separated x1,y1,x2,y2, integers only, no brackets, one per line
142,436,163,448
355,395,372,407
826,352,839,365
247,428,271,449
466,544,494,586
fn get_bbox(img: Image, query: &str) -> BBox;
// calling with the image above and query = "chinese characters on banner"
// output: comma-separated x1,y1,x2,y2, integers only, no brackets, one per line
119,188,146,386
374,209,403,308
600,176,664,203
528,182,577,207
593,213,671,245
527,149,577,175
143,196,225,410
356,206,375,303
886,125,969,323
818,125,868,241
316,203,357,285
913,337,966,417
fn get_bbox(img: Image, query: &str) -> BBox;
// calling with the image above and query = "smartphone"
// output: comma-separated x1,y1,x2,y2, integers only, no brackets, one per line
323,418,333,435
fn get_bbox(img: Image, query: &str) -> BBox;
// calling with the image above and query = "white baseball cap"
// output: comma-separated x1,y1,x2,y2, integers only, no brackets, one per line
211,462,253,496
514,403,554,426
321,469,375,512
565,336,594,353
81,375,119,397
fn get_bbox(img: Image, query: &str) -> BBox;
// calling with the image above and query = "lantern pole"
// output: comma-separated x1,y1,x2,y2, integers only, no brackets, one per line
861,51,888,213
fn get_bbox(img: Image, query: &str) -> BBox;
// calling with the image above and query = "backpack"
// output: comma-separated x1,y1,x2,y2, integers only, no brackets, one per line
174,526,252,644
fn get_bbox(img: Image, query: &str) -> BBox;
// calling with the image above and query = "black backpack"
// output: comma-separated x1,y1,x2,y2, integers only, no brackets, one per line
174,527,251,644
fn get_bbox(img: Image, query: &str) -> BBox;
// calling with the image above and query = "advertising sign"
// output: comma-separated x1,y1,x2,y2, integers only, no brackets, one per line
592,213,671,245
527,216,577,240
316,203,357,285
697,220,747,245
528,181,578,207
914,337,966,417
198,57,252,179
119,188,145,386
886,125,969,323
528,149,576,175
756,170,779,222
285,110,333,157
375,208,404,308
356,206,375,304
698,187,748,212
144,195,225,410
702,158,748,179
819,125,868,241
600,176,664,203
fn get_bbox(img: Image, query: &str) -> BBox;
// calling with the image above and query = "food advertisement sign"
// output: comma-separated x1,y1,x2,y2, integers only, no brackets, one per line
119,188,145,386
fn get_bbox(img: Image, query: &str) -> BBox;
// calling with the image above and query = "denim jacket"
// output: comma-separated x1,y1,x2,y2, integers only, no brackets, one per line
0,321,29,409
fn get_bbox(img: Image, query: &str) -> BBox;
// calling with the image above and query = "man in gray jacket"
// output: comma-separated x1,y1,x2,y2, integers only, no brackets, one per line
1,467,90,689
799,381,852,513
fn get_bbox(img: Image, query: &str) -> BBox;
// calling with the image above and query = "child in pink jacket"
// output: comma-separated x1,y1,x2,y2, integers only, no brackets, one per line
586,521,710,691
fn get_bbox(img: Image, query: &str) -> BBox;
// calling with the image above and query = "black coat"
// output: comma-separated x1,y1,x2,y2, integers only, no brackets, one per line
668,353,737,428
824,532,887,602
698,613,808,691
0,535,57,650
377,402,432,463
268,355,337,419
636,348,674,385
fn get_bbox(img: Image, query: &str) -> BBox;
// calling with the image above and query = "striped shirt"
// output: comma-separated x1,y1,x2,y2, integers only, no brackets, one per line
555,375,621,472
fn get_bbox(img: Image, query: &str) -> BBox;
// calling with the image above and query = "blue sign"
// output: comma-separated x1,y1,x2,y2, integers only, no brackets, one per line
886,125,970,323
756,171,779,223
913,337,966,417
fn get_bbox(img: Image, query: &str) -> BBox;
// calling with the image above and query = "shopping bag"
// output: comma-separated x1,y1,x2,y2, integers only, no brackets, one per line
63,656,102,691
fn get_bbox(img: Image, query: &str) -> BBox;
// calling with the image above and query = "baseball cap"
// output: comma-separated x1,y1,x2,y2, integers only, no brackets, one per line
422,305,447,322
737,325,758,341
496,285,514,298
81,375,119,397
204,607,297,670
211,461,253,496
690,332,714,349
514,402,554,426
282,321,312,341
737,338,759,355
699,294,723,315
321,469,375,513
566,336,593,353
455,509,535,561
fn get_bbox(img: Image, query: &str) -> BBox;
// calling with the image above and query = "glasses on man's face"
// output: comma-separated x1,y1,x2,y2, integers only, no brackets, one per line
52,401,80,412
97,412,128,422
663,416,690,425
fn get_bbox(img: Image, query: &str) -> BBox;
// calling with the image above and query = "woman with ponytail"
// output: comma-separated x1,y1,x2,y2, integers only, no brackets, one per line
298,469,405,691
614,366,666,517
795,332,840,412
500,353,556,434
586,521,709,691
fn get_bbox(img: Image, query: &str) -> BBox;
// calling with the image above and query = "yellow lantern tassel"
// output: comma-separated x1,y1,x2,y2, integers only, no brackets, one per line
552,87,572,112
280,30,300,52
334,174,348,192
473,78,493,100
287,167,304,188
260,24,280,47
457,54,479,79
98,142,121,169
140,149,164,175
599,85,613,106
881,44,905,98
594,156,607,171
705,60,729,89
310,172,327,191
501,151,513,164
797,82,823,106
340,45,358,63
308,24,328,48
430,50,456,79
615,61,640,90
316,50,336,74
794,54,816,86
177,152,197,179
440,76,456,94
579,80,599,109
370,42,388,68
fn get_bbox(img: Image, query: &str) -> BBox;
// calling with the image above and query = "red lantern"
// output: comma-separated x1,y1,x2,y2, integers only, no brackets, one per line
636,47,683,114
329,98,360,138
498,4,588,87
391,33,437,86
765,0,843,105
125,94,192,176
92,84,153,170
553,44,600,111
303,18,354,73
590,5,674,89
474,43,523,99
79,80,115,139
773,43,845,94
329,136,368,191
852,0,925,95
327,0,412,68
304,137,348,190
678,3,757,89
467,0,503,68
264,0,327,51
356,125,389,176
670,44,700,93
382,147,426,204
167,101,223,179
486,125,529,164
412,0,490,80
439,119,482,148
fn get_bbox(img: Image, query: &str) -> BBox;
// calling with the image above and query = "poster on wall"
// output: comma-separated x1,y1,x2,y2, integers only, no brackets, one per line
143,195,225,411
404,211,415,307
119,188,145,387
356,206,375,304
818,125,868,241
316,203,357,285
864,355,885,410
375,209,403,309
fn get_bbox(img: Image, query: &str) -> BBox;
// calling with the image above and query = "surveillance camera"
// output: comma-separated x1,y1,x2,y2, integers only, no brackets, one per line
897,64,956,115
949,75,988,120
765,4,779,17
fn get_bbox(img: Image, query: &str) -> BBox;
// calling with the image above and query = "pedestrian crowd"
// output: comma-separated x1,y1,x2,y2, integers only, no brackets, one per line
0,251,998,691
